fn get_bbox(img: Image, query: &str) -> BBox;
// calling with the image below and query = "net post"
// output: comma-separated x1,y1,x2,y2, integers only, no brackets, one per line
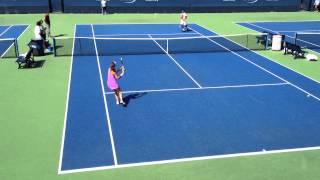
53,37,57,56
14,38,19,58
264,34,268,50
246,34,249,49
294,32,297,46
166,39,169,53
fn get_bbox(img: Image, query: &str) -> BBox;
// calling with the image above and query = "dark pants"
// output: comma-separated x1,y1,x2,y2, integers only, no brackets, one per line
102,7,107,14
180,24,188,32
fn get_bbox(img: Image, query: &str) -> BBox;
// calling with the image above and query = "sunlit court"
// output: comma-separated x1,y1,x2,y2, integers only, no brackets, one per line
1,0,320,179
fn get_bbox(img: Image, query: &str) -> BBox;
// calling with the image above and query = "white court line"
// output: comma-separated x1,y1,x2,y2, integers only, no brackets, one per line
0,25,15,57
242,25,320,81
80,23,184,25
0,38,16,58
244,23,297,39
59,146,320,174
1,24,30,58
91,24,118,166
16,24,30,40
0,25,12,37
296,38,320,49
229,25,320,84
105,83,290,95
193,25,320,101
236,22,320,35
278,30,320,33
94,32,199,37
58,24,320,175
235,20,320,23
58,24,77,174
245,22,279,34
148,34,202,88
0,24,29,26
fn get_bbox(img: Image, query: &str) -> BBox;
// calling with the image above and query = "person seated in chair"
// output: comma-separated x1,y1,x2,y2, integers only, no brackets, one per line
34,21,44,41
34,20,51,53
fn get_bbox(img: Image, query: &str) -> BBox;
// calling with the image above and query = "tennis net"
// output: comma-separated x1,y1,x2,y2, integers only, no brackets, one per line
53,33,267,56
295,32,320,49
0,38,19,58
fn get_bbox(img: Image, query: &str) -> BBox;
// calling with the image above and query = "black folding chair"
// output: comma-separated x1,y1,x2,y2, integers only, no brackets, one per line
16,47,34,69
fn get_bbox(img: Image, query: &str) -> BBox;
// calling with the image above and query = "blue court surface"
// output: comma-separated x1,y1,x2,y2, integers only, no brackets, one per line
0,24,29,58
238,20,320,53
59,23,320,174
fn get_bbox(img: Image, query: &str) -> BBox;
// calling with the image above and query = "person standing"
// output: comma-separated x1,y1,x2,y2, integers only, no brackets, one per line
107,61,125,105
180,10,188,32
43,13,51,38
316,0,320,11
101,0,107,15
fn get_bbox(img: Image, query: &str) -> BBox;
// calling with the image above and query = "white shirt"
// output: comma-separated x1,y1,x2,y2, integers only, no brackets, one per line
180,12,187,25
101,0,107,7
34,25,42,40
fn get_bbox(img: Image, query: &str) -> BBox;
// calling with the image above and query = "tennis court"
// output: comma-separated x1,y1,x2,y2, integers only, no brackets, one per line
238,21,320,53
0,24,29,58
57,23,320,174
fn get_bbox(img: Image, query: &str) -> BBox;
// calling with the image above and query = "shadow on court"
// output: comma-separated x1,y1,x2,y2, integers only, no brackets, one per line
53,34,67,37
18,60,46,69
123,92,148,107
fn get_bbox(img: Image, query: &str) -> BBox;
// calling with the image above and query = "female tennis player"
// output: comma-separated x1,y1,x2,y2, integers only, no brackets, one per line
107,61,125,105
180,10,188,32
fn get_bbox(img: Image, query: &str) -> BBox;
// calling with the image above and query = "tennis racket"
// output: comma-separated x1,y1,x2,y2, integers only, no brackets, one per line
119,57,126,77
120,57,124,66
120,57,126,72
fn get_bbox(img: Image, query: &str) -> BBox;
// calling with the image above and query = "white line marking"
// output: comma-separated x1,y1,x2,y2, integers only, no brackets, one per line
236,24,320,85
16,24,30,40
245,22,279,34
192,26,320,101
94,32,199,37
59,146,320,174
296,38,320,49
0,24,29,26
57,24,320,175
91,24,118,166
58,24,77,174
278,30,320,33
77,23,185,25
240,23,318,43
0,38,16,58
235,20,320,23
0,25,14,58
148,34,202,88
0,25,12,37
0,24,30,58
105,83,290,95
244,23,299,40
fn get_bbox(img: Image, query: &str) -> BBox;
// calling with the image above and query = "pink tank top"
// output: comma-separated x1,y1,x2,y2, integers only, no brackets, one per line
107,69,119,90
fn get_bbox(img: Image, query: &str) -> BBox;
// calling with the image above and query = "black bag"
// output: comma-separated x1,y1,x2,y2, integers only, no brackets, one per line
28,39,45,56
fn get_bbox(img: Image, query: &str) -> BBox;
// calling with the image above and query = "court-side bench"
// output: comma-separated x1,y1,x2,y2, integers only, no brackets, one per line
16,48,34,69
284,42,306,59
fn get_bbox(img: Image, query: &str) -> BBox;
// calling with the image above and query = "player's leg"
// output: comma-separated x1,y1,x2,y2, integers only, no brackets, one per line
118,88,125,105
114,89,119,104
